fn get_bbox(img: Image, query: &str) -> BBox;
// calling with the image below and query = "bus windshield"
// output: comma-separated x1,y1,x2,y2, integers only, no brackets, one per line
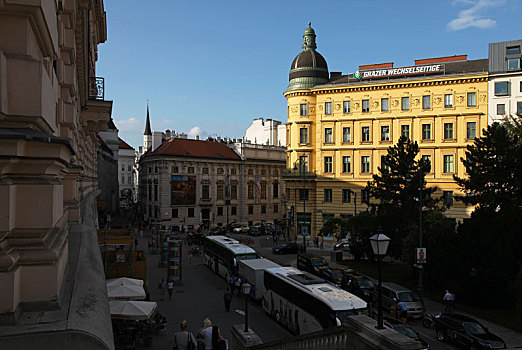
236,254,257,261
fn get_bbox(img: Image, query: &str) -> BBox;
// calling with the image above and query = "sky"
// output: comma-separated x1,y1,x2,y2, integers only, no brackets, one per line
97,0,521,150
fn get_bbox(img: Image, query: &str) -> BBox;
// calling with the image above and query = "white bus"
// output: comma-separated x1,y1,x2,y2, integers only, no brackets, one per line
262,266,367,335
203,235,258,278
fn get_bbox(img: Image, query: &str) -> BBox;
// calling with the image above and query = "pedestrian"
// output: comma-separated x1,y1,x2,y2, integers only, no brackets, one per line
172,320,197,350
234,276,242,296
199,318,213,350
396,300,408,322
443,290,455,312
223,288,233,312
147,240,152,253
167,280,174,301
320,238,324,250
134,237,138,249
158,278,166,300
188,249,193,264
228,275,235,295
139,230,143,238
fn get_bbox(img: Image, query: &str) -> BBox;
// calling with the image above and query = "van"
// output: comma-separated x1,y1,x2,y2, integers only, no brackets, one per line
296,253,328,275
381,282,424,318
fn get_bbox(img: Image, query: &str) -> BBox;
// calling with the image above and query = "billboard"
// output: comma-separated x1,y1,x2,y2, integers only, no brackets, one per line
171,175,196,205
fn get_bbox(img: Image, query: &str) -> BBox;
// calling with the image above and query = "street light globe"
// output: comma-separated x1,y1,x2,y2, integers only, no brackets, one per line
369,233,391,256
242,282,251,296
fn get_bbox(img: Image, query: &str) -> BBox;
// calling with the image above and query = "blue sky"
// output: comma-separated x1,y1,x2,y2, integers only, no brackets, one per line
97,0,520,150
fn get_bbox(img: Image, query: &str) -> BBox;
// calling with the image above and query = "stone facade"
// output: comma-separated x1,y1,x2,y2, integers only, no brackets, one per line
244,118,286,147
118,137,136,202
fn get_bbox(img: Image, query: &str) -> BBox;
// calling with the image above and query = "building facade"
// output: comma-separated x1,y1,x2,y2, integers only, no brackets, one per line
244,118,286,146
488,40,522,124
118,137,136,202
0,1,113,348
283,25,488,240
139,137,286,230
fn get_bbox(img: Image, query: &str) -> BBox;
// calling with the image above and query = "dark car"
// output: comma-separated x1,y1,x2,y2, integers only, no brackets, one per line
384,317,430,349
272,242,299,255
317,268,350,285
296,253,329,275
341,273,375,303
248,226,262,236
434,313,506,349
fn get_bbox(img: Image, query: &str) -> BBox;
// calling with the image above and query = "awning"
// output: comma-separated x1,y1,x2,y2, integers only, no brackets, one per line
107,282,146,301
109,300,157,320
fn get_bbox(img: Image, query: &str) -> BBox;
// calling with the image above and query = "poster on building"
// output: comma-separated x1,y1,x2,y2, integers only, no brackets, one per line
171,175,196,205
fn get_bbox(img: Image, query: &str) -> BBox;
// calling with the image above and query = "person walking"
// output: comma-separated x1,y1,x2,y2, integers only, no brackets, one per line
223,288,233,312
172,320,197,350
396,300,408,322
199,318,214,350
228,275,235,295
444,290,455,312
234,276,242,297
167,280,174,301
158,278,166,301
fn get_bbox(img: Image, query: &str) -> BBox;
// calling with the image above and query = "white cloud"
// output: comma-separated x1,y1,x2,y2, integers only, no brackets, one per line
188,126,208,139
114,117,143,132
447,0,505,31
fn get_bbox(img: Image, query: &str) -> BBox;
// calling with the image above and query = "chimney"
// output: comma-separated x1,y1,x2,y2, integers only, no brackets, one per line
330,72,342,79
165,129,171,140
195,135,199,140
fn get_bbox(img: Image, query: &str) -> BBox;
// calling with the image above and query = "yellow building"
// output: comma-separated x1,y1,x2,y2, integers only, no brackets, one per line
283,24,488,241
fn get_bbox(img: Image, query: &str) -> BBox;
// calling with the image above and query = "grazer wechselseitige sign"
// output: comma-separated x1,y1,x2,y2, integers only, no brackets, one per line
355,64,444,80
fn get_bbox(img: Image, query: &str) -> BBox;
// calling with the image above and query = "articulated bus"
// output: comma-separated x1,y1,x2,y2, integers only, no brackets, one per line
203,235,258,278
262,266,367,335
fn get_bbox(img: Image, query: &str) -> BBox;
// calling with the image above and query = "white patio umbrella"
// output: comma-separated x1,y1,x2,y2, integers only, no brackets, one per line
107,282,146,301
106,277,144,288
109,300,157,320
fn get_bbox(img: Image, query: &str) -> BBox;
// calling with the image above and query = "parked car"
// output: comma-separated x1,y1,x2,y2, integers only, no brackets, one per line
272,242,299,255
334,238,350,252
317,268,347,285
434,313,506,349
381,282,424,318
341,273,375,303
296,253,328,275
384,317,430,349
233,225,248,233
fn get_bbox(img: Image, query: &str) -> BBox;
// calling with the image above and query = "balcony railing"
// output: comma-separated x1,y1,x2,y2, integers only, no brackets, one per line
89,76,105,100
282,169,316,179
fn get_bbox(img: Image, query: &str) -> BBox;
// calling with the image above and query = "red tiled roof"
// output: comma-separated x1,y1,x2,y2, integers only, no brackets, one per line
149,138,241,160
415,55,467,65
118,137,134,150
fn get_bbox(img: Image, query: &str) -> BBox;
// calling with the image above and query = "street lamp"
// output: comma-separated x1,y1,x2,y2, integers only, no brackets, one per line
242,282,251,332
293,159,307,253
370,232,391,330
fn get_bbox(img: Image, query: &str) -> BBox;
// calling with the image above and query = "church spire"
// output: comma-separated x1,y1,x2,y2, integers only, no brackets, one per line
144,100,152,136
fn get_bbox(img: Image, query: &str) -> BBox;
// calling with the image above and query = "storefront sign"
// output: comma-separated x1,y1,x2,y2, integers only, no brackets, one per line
355,64,444,80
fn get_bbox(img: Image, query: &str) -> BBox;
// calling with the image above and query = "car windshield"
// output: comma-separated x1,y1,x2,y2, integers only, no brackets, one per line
398,291,420,302
463,322,487,335
332,270,343,279
312,259,328,266
394,325,418,338
357,278,375,289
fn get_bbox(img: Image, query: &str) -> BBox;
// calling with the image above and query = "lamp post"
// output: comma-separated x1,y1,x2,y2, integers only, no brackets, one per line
242,282,252,332
370,232,391,330
293,159,307,253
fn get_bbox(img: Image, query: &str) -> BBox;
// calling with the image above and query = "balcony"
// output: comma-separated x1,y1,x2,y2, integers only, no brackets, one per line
282,169,316,179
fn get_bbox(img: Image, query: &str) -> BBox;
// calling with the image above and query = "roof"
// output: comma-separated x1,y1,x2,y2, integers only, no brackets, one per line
144,103,152,136
205,235,257,255
118,137,134,150
147,138,241,161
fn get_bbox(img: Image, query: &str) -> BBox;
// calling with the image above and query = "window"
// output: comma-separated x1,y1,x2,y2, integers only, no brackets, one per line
422,95,431,109
273,204,278,213
261,169,266,176
217,207,223,216
217,168,224,175
261,205,266,214
217,185,224,200
494,81,509,96
172,166,178,173
443,155,454,173
444,123,454,140
381,98,389,111
300,104,308,116
154,166,158,173
361,156,370,173
380,155,389,172
128,164,131,171
421,155,432,173
128,175,131,184
298,156,308,172
188,167,194,174
361,189,370,204
188,208,194,217
121,163,125,171
342,189,351,203
299,128,308,144
231,185,237,199
325,102,332,115
324,189,332,203
362,99,370,113
121,175,125,184
261,183,266,199
230,168,236,175
443,191,453,206
154,185,158,201
401,125,410,140
343,101,351,113
342,127,351,143
497,104,505,115
444,94,453,108
202,185,210,199
401,97,409,111
508,58,521,71
148,184,151,200
148,167,152,174
467,92,476,107
362,126,370,142
172,208,178,218
324,156,333,173
381,125,390,141
342,156,351,173
299,189,309,201
248,184,254,199
273,182,279,198
518,101,522,115
248,205,254,214
507,46,521,55
422,124,431,140
202,167,209,174
231,206,237,215
467,122,476,139
324,128,333,143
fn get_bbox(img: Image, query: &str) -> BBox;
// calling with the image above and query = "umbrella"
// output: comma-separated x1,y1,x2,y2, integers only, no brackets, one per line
107,282,146,300
106,277,144,287
109,300,157,320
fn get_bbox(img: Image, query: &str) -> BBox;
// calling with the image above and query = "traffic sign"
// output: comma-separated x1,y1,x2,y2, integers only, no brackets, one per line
416,248,426,264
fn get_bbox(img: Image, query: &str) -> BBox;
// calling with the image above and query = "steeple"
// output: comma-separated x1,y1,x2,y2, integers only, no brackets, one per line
144,100,152,136
302,22,317,50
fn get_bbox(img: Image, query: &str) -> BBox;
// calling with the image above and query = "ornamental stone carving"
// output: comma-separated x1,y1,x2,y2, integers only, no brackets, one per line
318,105,323,111
335,103,341,111
309,106,315,113
435,97,442,105
479,93,487,103
353,102,360,109
457,95,464,104
413,98,420,107
372,101,379,108
392,99,399,107
291,106,298,113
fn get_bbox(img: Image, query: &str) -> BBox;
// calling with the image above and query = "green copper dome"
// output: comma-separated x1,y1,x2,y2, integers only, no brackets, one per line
288,23,329,91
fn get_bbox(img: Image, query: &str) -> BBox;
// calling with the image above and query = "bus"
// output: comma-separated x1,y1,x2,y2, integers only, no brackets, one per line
203,235,258,278
262,266,367,335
